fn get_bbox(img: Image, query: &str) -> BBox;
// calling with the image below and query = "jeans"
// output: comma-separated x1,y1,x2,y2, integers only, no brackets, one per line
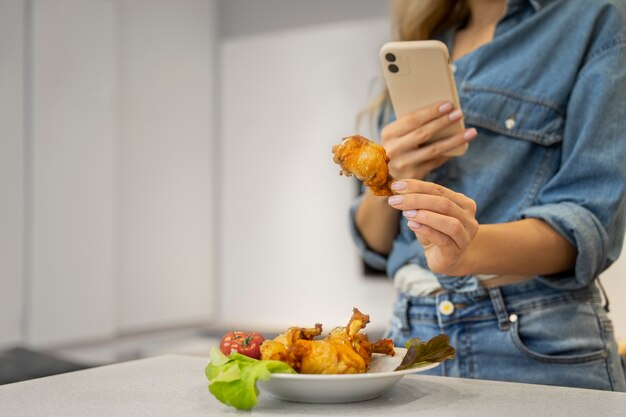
385,280,626,391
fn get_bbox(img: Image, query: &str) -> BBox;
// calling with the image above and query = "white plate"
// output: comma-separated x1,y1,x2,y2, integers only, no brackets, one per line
257,348,439,404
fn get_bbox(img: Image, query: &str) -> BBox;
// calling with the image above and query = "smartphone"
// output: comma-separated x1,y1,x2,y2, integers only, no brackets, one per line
379,40,467,156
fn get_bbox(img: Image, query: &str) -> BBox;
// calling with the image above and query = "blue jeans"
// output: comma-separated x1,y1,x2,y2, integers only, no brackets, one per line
385,280,626,391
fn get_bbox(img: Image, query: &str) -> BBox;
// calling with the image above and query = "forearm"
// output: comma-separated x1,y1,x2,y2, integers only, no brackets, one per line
355,190,400,255
454,218,577,276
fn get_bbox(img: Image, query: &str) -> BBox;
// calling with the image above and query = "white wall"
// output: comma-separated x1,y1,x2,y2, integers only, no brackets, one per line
219,3,396,332
0,0,25,348
27,0,119,346
118,0,217,332
1,0,218,348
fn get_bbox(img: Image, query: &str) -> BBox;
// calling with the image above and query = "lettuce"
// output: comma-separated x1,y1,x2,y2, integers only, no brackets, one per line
394,334,456,371
205,348,296,410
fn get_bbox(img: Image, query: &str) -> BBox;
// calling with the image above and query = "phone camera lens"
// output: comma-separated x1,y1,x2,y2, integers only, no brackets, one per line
388,64,399,73
385,53,396,62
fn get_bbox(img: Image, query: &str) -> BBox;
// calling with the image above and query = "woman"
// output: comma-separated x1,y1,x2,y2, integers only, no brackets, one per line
351,0,626,390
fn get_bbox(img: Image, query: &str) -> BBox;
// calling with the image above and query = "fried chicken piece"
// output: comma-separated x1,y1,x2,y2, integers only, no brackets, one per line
260,323,322,363
371,338,396,356
292,337,367,374
332,135,395,196
260,308,395,374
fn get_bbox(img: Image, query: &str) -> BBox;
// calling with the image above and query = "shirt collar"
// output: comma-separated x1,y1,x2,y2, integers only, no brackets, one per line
507,0,551,11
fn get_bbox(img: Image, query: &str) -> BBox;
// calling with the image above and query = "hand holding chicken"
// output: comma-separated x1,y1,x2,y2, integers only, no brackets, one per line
388,179,479,275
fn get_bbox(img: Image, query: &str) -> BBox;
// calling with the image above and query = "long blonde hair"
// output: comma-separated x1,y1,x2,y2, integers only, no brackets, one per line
357,0,469,136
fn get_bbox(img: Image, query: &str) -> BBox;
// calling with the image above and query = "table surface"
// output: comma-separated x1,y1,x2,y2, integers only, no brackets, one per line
1,354,624,417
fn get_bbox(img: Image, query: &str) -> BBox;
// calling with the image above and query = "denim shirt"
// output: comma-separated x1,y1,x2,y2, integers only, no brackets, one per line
350,0,626,291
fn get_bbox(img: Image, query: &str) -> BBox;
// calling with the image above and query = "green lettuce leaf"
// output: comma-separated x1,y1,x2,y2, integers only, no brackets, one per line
394,334,456,371
205,348,296,410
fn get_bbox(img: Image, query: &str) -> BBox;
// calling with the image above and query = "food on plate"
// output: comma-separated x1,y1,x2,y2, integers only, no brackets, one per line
206,308,394,409
206,309,455,410
260,307,395,374
219,331,265,359
332,135,395,196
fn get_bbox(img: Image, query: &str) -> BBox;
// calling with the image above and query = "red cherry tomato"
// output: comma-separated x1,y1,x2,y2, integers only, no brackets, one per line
220,331,265,359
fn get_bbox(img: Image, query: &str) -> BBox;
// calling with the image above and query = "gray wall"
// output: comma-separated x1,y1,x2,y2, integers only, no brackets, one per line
0,0,26,348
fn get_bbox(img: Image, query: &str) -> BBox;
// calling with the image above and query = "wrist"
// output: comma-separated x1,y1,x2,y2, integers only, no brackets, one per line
362,189,397,211
444,225,483,276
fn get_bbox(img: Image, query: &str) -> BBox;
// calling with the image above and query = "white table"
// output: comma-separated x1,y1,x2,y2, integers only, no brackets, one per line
1,354,624,416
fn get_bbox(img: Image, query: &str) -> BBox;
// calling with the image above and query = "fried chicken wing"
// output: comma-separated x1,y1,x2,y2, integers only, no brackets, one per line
371,338,396,356
260,323,322,363
260,308,395,374
292,338,367,374
332,135,395,196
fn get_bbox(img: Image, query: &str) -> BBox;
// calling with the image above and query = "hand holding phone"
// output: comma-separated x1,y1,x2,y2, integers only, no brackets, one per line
379,40,469,157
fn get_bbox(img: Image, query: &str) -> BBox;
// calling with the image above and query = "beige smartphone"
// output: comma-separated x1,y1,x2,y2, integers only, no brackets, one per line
379,40,467,156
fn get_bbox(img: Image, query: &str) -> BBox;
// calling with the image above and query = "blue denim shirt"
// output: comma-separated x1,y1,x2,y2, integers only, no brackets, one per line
350,0,626,291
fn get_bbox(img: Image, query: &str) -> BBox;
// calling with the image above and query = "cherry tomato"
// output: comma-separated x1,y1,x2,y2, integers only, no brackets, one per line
220,331,265,359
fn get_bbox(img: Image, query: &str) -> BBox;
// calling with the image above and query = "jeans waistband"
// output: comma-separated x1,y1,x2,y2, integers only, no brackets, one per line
394,279,602,332
397,279,601,319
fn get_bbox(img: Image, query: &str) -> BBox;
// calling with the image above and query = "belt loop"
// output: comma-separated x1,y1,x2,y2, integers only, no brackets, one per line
596,277,610,313
398,295,410,332
488,287,511,331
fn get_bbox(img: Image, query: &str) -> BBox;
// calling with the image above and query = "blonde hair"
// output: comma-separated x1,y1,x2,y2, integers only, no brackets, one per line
392,0,469,42
357,0,469,136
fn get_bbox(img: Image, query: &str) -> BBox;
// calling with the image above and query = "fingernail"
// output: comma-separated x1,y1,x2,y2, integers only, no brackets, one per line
403,210,417,218
388,195,404,205
449,110,463,121
391,181,407,190
464,128,477,140
438,102,453,113
408,220,422,229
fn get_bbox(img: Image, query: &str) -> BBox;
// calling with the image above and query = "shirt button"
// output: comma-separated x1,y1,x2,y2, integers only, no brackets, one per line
439,300,455,316
505,117,516,130
450,64,457,73
509,313,518,323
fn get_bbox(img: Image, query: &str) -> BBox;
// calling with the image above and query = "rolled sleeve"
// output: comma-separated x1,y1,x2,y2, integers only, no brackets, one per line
348,194,388,272
519,203,609,289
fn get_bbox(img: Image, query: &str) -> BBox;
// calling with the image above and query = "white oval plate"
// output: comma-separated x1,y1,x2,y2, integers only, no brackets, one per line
257,348,439,403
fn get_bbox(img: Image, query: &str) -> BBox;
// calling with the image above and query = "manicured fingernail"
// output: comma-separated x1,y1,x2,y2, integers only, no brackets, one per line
391,181,407,190
388,195,404,205
403,210,417,218
464,128,477,140
439,102,453,113
408,220,422,229
449,110,463,121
